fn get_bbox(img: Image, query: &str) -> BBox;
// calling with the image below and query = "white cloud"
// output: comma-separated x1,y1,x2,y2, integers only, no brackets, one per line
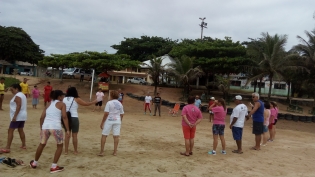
1,0,315,55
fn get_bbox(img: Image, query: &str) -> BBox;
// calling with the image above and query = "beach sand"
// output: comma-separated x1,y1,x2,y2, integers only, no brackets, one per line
0,77,314,177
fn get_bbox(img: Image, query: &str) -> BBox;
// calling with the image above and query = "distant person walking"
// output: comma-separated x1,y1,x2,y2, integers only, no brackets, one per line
80,71,84,82
230,95,248,154
208,97,215,122
194,95,202,109
29,90,70,174
93,88,104,112
246,92,264,151
44,82,53,106
269,101,278,142
144,92,152,115
63,87,97,155
0,77,9,110
20,78,30,98
208,98,227,155
32,85,40,109
180,96,203,156
1,84,27,153
153,93,162,116
98,90,124,156
118,88,124,104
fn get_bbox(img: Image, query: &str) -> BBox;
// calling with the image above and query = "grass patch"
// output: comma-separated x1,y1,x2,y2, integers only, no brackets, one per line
1,77,21,88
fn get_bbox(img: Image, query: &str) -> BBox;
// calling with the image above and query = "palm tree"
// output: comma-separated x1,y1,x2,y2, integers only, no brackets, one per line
246,32,305,99
145,56,165,95
293,29,315,102
168,55,204,97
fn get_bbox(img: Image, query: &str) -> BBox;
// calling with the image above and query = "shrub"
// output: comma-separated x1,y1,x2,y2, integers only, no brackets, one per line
2,77,21,88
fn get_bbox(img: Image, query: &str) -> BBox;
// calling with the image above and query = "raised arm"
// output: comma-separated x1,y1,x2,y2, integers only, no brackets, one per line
75,97,97,106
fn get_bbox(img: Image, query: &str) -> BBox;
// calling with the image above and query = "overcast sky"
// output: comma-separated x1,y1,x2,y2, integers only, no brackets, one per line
1,0,315,55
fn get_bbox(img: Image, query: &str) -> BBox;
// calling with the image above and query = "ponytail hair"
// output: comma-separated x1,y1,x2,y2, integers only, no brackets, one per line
218,98,226,111
270,101,278,108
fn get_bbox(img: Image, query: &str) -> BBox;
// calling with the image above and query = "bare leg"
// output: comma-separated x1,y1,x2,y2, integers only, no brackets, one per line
18,128,26,147
0,95,4,110
236,140,242,152
183,139,190,155
213,135,218,151
72,133,78,154
113,136,119,155
189,138,194,153
98,106,101,112
4,128,15,150
64,132,71,154
254,135,261,150
92,106,96,112
35,144,46,161
272,125,276,140
53,144,63,163
219,135,226,150
98,135,107,156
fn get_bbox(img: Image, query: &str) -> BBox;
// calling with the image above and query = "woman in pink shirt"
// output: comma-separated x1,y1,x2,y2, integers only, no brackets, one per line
180,96,203,156
269,102,278,142
32,85,40,109
208,98,227,155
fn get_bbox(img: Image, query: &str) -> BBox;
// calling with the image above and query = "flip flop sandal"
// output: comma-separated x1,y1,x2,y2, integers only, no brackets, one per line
20,146,27,149
180,152,190,156
2,158,16,168
12,159,25,166
0,149,10,153
232,150,243,154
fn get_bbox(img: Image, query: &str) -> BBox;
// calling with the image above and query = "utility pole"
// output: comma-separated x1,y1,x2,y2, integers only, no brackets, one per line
199,17,207,40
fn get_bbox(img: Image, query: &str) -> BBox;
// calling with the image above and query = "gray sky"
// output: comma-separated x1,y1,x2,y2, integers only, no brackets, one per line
1,0,315,55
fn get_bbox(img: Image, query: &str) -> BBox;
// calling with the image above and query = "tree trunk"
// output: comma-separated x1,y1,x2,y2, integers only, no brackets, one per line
268,76,273,100
258,78,262,95
254,80,257,92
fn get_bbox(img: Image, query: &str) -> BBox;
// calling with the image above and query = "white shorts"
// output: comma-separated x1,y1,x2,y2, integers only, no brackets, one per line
102,122,121,136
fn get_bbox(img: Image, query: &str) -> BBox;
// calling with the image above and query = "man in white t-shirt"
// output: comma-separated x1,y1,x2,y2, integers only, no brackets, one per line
144,92,152,115
93,88,104,112
229,95,248,154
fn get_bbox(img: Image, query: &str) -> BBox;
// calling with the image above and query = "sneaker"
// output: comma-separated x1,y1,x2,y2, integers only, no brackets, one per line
29,160,37,169
50,166,64,173
208,150,216,155
221,150,227,155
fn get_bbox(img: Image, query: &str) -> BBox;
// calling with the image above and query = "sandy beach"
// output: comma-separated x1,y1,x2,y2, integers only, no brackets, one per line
0,77,314,177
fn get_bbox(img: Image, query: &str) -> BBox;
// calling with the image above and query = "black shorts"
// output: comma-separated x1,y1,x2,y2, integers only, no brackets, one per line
70,117,79,133
95,101,103,106
273,119,278,125
252,121,264,135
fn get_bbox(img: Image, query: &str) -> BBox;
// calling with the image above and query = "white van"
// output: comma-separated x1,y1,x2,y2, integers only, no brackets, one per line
62,68,94,80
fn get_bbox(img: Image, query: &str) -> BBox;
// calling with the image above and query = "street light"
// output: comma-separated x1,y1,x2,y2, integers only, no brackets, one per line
199,17,207,40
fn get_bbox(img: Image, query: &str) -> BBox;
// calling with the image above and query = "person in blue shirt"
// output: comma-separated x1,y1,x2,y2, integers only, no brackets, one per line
194,95,202,109
246,92,264,151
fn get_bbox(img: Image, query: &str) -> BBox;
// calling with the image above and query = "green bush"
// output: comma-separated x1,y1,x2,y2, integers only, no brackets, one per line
2,77,21,88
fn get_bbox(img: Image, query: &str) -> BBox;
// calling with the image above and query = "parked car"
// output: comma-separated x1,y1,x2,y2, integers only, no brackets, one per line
19,71,33,76
127,77,147,85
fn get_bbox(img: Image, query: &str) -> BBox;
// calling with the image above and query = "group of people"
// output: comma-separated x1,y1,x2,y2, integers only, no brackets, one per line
0,78,125,173
143,92,162,116
180,92,278,156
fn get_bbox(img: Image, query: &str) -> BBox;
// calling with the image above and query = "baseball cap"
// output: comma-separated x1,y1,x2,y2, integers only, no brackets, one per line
210,97,215,100
234,95,242,100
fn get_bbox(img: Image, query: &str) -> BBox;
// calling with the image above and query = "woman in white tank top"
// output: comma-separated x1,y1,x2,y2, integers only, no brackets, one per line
30,90,70,173
1,84,27,153
63,87,97,155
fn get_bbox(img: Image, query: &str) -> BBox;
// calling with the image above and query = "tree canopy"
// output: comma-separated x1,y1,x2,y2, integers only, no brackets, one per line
0,26,44,64
111,36,177,62
38,51,140,71
169,37,249,74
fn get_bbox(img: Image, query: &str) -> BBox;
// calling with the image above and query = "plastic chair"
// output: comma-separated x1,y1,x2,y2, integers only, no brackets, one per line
169,103,180,116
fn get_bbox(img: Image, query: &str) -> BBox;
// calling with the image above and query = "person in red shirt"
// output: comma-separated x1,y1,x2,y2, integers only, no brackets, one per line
43,82,53,106
208,97,215,122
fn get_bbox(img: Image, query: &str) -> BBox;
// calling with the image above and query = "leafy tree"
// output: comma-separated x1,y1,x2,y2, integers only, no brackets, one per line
245,32,307,99
0,26,44,64
292,29,315,101
168,55,204,96
111,36,177,62
144,56,166,94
